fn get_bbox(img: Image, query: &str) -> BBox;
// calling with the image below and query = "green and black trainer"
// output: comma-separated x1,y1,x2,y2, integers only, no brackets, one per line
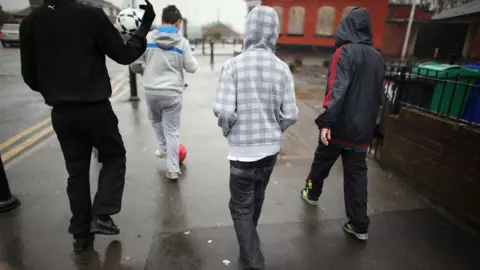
343,221,368,241
300,179,318,206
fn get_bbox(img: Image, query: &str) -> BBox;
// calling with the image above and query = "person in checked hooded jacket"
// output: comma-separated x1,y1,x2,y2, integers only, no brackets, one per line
214,5,298,270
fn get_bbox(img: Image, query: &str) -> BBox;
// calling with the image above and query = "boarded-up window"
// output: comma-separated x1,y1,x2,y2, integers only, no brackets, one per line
288,6,305,35
272,6,284,34
316,6,336,36
342,6,355,18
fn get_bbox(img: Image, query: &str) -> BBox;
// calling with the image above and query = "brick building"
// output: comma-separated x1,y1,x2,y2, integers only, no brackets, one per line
201,22,242,41
381,3,434,58
246,0,389,51
383,1,480,61
245,0,479,61
430,0,480,60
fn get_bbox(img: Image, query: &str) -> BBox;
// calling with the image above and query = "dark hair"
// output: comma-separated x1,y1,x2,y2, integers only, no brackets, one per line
162,5,182,24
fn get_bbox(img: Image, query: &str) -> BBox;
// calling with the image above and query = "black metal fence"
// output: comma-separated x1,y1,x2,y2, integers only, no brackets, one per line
369,60,480,160
383,61,480,125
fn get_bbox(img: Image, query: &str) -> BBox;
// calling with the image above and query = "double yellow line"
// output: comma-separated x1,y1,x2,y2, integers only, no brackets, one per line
0,71,127,164
0,117,53,163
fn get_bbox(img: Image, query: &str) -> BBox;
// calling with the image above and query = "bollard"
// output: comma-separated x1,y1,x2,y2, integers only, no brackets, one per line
182,18,188,39
129,67,139,101
0,156,20,213
210,42,214,65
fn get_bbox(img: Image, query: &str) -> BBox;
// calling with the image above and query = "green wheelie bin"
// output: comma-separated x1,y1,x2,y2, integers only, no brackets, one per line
412,62,480,118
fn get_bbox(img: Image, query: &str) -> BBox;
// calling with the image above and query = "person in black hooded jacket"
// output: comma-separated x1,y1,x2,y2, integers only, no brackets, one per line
20,0,156,252
300,7,384,241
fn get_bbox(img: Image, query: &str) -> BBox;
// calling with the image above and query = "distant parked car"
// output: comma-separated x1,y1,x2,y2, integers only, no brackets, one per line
0,23,20,47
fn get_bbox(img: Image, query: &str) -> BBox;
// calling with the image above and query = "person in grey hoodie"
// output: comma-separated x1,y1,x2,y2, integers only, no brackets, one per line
213,6,298,270
131,5,197,180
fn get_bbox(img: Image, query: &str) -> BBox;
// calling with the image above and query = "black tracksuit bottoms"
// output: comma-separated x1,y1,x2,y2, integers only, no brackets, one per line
306,142,370,233
51,100,126,237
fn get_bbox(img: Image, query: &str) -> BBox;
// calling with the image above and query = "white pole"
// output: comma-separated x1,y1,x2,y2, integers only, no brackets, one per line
401,0,417,61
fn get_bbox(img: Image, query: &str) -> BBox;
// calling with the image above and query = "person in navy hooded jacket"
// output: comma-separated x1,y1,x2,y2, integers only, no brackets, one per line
300,7,384,241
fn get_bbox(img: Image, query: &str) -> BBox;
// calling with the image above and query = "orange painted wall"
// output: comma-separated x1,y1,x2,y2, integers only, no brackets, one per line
262,0,389,49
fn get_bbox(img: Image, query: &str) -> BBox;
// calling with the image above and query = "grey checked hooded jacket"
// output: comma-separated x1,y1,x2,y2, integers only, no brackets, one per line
213,5,298,158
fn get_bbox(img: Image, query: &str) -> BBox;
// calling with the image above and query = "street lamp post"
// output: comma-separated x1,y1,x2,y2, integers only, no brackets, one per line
0,156,20,213
129,0,139,101
129,67,139,101
401,0,417,61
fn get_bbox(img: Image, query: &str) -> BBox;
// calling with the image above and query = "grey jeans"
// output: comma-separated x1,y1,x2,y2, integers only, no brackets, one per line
145,94,182,173
229,154,277,270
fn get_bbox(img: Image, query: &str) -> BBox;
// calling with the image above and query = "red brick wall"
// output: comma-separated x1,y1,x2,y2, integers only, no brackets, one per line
262,0,389,49
387,5,433,22
381,22,420,57
381,5,432,58
469,24,480,59
381,108,480,230
382,22,407,56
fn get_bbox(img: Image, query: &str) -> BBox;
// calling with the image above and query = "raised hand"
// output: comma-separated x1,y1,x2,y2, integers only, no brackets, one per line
139,0,156,32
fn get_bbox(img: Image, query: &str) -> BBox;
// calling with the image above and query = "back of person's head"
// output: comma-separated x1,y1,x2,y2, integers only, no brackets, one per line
162,5,182,27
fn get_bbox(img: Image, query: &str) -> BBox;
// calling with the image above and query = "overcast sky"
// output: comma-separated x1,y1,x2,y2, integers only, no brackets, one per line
1,0,248,32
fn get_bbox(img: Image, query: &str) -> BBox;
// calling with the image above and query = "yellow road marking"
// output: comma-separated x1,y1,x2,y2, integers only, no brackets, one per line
0,71,126,163
111,71,127,94
1,125,54,163
0,118,51,151
0,72,125,152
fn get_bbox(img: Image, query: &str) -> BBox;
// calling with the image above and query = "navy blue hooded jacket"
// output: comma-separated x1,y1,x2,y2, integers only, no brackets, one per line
315,7,384,151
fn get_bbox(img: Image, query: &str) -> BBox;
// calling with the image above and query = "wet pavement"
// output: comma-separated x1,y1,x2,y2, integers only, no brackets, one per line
0,47,127,144
1,55,480,269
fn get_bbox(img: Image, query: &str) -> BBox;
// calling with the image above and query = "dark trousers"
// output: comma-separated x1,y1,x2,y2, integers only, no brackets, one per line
51,101,126,237
307,143,370,233
229,154,277,270
0,156,13,201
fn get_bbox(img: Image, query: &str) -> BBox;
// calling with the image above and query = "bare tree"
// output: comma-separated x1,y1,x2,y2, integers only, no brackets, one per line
428,0,474,11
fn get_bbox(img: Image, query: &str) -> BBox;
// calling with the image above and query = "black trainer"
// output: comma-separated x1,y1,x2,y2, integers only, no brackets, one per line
90,217,120,235
0,195,21,213
73,234,94,253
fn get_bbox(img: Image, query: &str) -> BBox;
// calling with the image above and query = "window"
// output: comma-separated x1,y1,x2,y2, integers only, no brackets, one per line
287,6,305,36
342,6,356,18
272,6,284,34
316,6,335,36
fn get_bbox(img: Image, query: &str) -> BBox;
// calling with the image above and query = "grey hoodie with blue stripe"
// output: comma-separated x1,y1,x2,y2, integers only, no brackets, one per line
131,26,197,96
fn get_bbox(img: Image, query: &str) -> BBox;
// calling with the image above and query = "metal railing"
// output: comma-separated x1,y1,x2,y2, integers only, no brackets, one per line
383,61,480,126
369,60,480,160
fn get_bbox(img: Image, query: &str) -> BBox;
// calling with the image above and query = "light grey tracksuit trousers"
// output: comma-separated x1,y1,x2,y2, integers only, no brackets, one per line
145,94,182,173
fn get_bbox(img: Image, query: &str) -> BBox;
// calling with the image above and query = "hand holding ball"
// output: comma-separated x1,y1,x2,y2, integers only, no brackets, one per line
116,8,144,36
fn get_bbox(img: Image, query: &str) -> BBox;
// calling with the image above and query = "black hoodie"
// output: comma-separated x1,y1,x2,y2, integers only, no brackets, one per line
20,0,148,106
315,7,384,151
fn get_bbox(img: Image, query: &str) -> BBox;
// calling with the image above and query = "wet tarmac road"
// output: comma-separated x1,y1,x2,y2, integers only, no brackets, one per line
1,55,480,269
0,46,126,144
